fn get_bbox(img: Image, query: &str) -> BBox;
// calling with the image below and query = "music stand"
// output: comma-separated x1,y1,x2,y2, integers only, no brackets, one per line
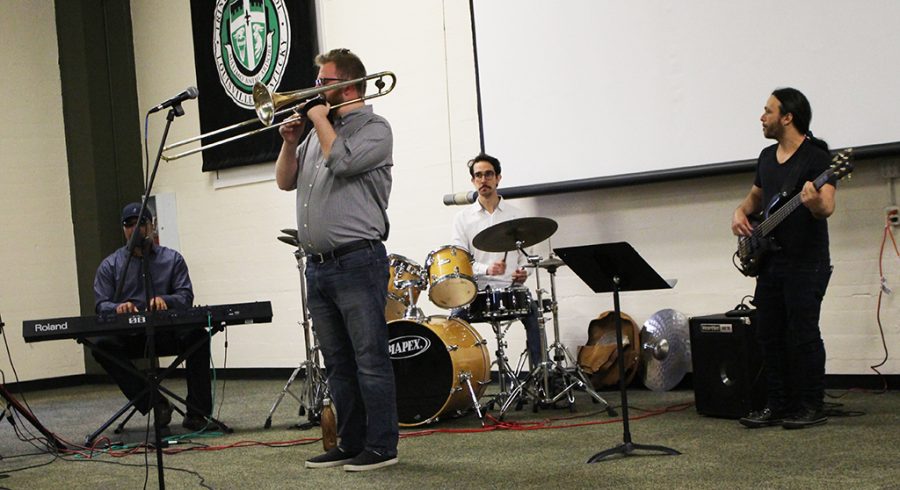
554,242,681,462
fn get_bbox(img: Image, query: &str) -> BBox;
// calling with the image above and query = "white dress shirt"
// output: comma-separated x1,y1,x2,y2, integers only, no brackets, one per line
451,197,530,291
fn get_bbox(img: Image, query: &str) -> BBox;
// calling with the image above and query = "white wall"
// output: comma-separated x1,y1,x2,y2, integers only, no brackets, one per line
1,1,84,381
6,0,895,381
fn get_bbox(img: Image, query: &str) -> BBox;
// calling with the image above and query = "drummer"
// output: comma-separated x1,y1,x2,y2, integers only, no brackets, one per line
450,153,542,368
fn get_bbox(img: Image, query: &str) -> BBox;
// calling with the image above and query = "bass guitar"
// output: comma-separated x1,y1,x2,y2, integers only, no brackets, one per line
735,148,854,277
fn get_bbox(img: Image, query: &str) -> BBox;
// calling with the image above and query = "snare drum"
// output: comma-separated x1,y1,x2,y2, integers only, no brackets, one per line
467,286,533,322
425,245,477,309
385,254,425,321
388,315,490,426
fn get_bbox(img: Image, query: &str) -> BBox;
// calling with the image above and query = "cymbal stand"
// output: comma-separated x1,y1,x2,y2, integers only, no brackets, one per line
542,257,613,413
264,246,328,429
499,244,552,416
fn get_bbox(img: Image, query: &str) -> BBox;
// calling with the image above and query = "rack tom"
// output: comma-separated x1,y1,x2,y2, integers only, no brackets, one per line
385,254,425,321
425,245,477,309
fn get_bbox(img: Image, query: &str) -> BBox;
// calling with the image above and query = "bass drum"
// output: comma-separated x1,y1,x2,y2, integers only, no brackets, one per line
388,316,490,426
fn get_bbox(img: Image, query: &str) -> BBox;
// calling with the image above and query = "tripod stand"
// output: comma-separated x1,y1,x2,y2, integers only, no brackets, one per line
499,249,612,417
264,232,328,429
555,242,680,462
0,316,67,451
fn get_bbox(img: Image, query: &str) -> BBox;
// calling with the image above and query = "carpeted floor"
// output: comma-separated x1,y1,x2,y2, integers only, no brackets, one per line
1,378,898,489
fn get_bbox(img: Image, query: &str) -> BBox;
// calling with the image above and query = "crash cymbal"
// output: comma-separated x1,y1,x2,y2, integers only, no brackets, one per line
277,235,299,247
280,228,298,239
639,309,691,392
472,217,558,253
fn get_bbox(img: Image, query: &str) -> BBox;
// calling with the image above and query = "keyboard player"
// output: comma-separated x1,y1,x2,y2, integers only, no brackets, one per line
91,202,212,432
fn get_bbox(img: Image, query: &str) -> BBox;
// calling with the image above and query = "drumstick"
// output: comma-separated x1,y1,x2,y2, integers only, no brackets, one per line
502,251,508,262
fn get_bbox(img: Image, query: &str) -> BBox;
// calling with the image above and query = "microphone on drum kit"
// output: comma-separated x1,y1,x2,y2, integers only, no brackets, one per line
442,191,478,206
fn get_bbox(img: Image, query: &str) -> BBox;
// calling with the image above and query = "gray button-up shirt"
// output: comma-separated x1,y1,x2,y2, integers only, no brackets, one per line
294,105,393,254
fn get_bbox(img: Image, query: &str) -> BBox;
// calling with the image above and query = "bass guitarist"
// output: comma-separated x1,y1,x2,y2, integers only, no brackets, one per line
731,87,836,430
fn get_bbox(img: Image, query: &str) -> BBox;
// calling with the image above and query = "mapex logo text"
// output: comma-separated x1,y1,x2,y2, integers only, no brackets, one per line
388,335,431,359
34,321,68,332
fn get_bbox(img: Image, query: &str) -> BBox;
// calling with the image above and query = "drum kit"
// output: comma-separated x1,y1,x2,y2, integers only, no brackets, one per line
385,217,612,425
267,216,612,429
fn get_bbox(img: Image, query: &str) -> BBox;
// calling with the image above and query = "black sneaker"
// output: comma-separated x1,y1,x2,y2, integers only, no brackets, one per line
782,407,827,430
305,447,360,469
343,450,398,472
739,407,786,428
182,415,210,432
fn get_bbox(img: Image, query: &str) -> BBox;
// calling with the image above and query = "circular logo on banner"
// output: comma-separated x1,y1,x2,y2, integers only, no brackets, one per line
213,0,291,109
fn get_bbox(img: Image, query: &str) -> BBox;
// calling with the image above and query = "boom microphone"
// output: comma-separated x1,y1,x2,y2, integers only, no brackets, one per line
149,86,199,113
442,191,477,206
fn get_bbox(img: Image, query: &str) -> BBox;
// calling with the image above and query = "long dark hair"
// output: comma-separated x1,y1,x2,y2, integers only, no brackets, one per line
772,87,829,152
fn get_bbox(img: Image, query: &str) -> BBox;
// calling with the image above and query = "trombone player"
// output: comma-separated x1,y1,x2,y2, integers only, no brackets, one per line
275,48,398,471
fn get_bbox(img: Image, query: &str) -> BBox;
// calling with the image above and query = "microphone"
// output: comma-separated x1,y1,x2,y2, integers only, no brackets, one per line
442,191,477,206
149,86,199,113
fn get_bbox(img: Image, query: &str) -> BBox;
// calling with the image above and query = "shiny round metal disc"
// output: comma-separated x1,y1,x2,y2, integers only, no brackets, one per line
472,217,558,252
640,309,691,392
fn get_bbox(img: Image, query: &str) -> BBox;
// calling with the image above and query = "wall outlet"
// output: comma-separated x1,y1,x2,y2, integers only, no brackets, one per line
886,206,900,226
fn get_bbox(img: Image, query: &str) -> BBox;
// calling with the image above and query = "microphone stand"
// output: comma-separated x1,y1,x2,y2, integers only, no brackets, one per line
110,102,186,490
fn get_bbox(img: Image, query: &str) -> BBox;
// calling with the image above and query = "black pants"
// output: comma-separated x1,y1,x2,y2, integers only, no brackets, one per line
753,259,832,413
91,329,212,417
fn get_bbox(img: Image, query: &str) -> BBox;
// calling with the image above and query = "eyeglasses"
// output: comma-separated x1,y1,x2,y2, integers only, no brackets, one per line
315,77,347,87
472,170,497,180
123,218,149,228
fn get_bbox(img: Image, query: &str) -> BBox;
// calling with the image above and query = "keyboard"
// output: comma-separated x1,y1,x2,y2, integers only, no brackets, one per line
22,301,273,343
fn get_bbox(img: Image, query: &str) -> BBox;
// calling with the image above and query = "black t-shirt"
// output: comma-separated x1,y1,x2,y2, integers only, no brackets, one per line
753,139,831,264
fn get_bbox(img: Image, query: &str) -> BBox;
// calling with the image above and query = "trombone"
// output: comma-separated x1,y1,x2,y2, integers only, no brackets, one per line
161,71,396,161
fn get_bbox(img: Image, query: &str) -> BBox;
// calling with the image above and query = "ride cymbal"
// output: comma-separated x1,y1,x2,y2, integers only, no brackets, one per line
472,217,558,253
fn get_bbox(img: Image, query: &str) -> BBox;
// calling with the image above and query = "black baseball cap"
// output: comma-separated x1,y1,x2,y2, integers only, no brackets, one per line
121,202,153,225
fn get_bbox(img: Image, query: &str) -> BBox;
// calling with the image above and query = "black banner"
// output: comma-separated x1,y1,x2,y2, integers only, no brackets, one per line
189,0,318,171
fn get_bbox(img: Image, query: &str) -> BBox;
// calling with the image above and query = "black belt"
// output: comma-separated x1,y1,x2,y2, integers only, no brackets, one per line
307,239,378,264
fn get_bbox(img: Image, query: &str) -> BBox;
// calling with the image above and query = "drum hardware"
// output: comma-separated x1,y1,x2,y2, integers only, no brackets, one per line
264,229,329,430
500,247,613,416
483,318,533,414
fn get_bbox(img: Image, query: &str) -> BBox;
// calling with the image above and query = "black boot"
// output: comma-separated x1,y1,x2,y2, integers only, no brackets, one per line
739,407,786,428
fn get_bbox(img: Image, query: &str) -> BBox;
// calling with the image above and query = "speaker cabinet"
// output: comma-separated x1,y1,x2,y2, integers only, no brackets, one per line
689,314,766,419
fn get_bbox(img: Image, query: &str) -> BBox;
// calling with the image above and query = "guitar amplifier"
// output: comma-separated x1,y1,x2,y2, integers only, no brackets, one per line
689,313,766,419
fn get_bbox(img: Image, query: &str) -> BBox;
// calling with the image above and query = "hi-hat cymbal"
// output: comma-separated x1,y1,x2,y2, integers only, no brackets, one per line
280,228,298,239
472,217,558,252
525,256,566,269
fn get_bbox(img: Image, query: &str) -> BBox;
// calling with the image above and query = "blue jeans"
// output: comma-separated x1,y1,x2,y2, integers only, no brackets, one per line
754,259,832,413
305,241,398,456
